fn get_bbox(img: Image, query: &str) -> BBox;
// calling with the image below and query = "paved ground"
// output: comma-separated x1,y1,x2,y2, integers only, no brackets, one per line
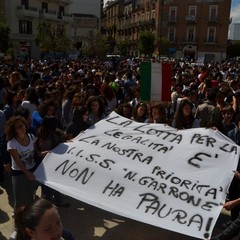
0,173,238,240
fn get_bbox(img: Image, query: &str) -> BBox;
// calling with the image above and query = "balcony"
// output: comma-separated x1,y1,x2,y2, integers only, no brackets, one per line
183,38,198,44
39,9,57,20
118,12,124,18
47,0,73,5
16,5,39,18
58,0,73,4
207,16,218,23
168,16,177,23
185,15,197,23
59,13,73,22
133,4,143,12
203,37,217,44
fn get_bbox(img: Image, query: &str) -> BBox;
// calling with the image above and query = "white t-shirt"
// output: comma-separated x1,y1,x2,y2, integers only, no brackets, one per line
7,134,37,170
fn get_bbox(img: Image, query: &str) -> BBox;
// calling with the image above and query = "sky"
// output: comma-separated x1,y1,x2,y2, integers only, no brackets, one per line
231,0,240,23
103,0,240,23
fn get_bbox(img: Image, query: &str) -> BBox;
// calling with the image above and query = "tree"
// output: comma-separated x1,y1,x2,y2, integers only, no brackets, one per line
118,40,128,57
227,41,240,58
35,21,71,56
138,31,155,57
0,23,11,53
82,33,108,58
159,37,170,56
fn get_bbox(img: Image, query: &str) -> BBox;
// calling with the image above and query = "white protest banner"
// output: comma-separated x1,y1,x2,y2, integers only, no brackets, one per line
34,112,239,239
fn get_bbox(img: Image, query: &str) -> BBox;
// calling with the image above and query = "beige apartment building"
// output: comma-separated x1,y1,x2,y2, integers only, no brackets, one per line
2,0,73,58
102,0,231,61
1,0,100,59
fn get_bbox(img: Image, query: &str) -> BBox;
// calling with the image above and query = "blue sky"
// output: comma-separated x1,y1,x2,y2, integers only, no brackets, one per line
231,0,240,23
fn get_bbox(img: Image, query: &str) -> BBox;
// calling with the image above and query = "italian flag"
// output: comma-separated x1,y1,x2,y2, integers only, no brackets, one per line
140,62,172,102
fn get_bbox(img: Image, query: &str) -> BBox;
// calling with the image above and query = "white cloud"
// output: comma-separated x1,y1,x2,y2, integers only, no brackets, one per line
231,3,240,23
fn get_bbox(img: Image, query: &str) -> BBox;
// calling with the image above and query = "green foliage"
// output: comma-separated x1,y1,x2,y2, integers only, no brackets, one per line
119,40,128,57
227,41,240,57
82,33,108,57
138,31,155,56
35,21,71,55
0,23,11,53
159,37,170,56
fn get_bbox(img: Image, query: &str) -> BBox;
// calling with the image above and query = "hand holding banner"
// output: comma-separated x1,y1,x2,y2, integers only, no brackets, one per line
34,112,239,239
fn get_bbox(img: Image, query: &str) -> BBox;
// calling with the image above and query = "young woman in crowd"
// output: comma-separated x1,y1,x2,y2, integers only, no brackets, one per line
145,103,167,124
116,103,133,119
86,96,105,125
100,74,117,111
35,116,68,206
65,106,90,139
5,116,46,239
15,198,75,240
131,102,148,122
61,86,77,130
171,98,200,129
221,105,236,135
6,116,38,212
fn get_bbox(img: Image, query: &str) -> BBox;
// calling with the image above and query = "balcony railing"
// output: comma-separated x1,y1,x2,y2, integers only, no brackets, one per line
208,16,218,23
203,37,217,44
39,9,57,20
185,15,197,22
134,4,144,12
59,13,73,22
16,5,39,18
47,0,73,4
183,38,198,44
58,0,73,4
168,16,177,23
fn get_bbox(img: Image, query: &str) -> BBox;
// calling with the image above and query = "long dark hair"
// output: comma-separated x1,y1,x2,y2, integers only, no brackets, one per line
16,199,54,240
37,116,58,140
148,103,167,123
174,98,195,129
132,102,148,122
72,106,88,123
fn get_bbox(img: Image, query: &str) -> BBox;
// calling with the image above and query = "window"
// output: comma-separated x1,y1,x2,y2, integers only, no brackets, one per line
187,27,195,42
207,27,216,42
133,14,136,22
146,12,149,21
168,28,175,42
42,2,48,13
21,0,28,9
138,14,141,22
169,6,177,21
151,10,155,19
189,6,197,17
19,20,32,34
59,6,65,16
209,5,218,21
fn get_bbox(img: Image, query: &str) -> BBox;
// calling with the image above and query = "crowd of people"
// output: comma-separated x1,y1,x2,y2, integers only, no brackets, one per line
0,56,240,239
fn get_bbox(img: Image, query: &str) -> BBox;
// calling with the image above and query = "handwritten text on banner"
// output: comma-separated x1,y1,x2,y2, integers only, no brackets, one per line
34,112,239,239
